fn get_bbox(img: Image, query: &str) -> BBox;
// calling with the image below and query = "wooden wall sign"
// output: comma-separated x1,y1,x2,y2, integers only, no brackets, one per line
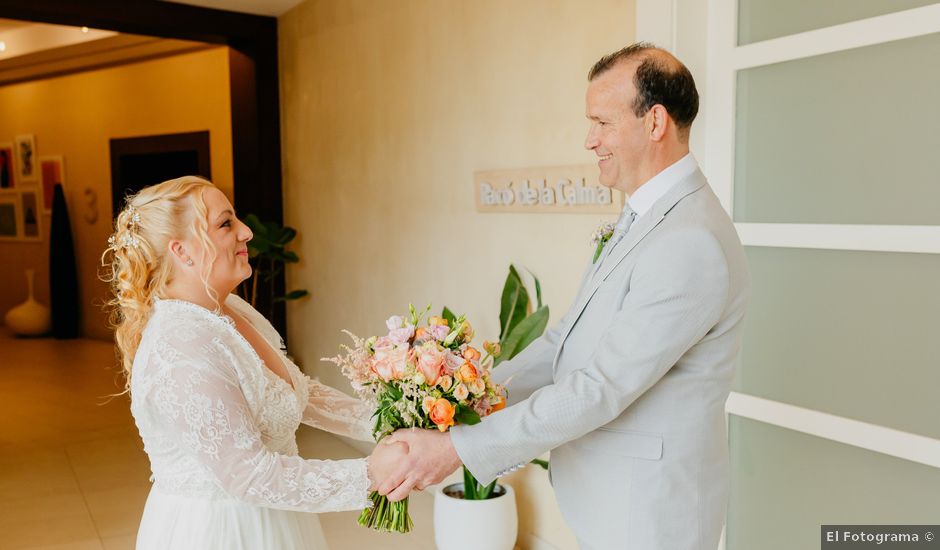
474,164,624,214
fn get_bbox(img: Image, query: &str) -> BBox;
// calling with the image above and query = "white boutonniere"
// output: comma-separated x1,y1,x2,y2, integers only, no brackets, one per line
590,222,616,264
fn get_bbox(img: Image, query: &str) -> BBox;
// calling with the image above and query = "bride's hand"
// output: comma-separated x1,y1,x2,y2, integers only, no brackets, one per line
366,439,408,492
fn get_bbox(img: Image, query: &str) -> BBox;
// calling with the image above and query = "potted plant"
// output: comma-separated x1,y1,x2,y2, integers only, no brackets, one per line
237,214,309,321
434,265,549,550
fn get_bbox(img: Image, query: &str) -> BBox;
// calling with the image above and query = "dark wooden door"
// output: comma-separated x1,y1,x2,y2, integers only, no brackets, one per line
109,130,211,216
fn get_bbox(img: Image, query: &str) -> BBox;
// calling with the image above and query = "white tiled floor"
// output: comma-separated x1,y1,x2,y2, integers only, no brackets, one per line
0,329,437,550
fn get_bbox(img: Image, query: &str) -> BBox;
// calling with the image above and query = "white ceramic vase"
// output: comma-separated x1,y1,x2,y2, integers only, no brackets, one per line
4,269,51,336
433,482,517,550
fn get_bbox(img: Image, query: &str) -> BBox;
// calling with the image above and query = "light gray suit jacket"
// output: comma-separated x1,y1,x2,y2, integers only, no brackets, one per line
451,169,750,550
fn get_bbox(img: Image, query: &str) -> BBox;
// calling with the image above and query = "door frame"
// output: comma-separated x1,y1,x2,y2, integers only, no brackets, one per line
0,0,287,332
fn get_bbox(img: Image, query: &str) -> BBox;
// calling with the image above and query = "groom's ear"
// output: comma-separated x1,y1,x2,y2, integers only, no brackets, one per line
647,104,669,142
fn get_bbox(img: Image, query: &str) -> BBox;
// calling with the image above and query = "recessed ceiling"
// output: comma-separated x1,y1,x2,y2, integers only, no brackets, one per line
158,0,305,17
0,18,117,61
0,19,33,34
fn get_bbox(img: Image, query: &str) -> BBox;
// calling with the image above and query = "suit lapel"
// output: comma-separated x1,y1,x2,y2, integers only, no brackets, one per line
552,170,708,368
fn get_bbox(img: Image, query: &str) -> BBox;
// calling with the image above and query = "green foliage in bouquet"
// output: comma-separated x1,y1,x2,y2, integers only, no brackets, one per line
238,214,309,318
451,264,550,500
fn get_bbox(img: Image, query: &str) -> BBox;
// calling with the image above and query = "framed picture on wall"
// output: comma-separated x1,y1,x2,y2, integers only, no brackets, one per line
19,190,41,241
0,142,15,189
14,134,37,183
0,191,20,241
38,155,64,213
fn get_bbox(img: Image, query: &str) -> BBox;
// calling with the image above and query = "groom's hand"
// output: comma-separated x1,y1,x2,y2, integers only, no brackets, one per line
378,428,461,502
366,440,408,491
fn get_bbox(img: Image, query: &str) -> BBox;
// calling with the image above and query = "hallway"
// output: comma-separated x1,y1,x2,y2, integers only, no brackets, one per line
0,329,436,550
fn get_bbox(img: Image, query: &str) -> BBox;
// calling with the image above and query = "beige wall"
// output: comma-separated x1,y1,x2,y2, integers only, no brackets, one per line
280,1,634,547
0,47,233,339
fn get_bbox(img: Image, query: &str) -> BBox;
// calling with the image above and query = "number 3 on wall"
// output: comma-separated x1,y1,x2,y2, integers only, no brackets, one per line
83,188,98,224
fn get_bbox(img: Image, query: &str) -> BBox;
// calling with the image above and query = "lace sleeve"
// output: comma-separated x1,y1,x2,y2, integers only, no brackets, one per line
301,375,376,442
141,338,372,513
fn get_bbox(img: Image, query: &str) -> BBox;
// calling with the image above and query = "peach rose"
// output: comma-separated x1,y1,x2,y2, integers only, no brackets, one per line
453,383,470,401
469,378,486,396
371,342,410,382
422,396,436,414
457,362,478,383
428,316,449,327
415,341,446,386
438,375,454,391
429,398,455,432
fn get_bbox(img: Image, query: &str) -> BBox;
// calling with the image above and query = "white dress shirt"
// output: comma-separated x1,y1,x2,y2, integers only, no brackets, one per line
626,152,699,219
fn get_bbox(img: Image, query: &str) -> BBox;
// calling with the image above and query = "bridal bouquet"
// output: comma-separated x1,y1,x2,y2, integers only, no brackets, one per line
323,305,506,533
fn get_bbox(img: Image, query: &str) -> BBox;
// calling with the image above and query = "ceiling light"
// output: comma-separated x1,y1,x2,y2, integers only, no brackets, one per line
81,26,89,33
0,42,6,52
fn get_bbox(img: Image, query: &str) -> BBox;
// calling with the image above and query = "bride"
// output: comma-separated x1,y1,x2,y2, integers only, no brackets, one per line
102,175,404,549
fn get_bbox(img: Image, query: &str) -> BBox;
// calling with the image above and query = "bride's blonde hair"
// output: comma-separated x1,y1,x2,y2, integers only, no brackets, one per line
101,175,219,385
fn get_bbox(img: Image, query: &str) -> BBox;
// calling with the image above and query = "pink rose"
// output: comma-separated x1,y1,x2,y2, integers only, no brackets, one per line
415,341,446,386
371,343,410,382
372,336,392,353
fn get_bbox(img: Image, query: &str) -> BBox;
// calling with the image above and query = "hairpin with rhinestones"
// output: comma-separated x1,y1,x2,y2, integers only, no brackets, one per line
107,204,143,251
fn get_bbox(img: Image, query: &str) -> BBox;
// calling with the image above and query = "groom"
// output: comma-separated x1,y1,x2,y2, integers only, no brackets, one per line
380,43,750,550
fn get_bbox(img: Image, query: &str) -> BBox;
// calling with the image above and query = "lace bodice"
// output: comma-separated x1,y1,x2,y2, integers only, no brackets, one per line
130,295,374,513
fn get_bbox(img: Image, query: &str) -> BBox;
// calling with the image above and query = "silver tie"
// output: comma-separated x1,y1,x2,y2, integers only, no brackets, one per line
597,206,636,269
609,206,637,250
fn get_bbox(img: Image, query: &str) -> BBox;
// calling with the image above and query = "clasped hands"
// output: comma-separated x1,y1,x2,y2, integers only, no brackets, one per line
366,428,462,501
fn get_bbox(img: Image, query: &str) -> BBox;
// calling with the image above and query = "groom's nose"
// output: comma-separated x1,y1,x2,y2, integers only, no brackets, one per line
584,124,600,150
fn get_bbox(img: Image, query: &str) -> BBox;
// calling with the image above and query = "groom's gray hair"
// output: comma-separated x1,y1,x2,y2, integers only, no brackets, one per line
589,42,699,138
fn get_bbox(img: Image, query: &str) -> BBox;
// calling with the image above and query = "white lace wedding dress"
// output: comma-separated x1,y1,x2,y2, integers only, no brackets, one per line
130,294,374,549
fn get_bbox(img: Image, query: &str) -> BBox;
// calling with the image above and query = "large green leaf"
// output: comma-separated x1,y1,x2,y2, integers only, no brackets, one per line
527,268,543,309
279,250,300,263
276,226,297,245
454,404,481,426
441,307,456,325
498,265,528,340
497,305,549,365
463,467,477,499
244,214,266,235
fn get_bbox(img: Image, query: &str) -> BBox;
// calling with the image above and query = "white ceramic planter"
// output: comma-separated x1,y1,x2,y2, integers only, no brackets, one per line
4,269,51,336
433,482,517,550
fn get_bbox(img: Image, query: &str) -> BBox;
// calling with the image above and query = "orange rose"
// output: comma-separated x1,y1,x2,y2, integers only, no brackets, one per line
429,398,456,432
491,395,506,412
462,347,481,361
414,327,427,340
428,316,449,327
457,362,478,383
